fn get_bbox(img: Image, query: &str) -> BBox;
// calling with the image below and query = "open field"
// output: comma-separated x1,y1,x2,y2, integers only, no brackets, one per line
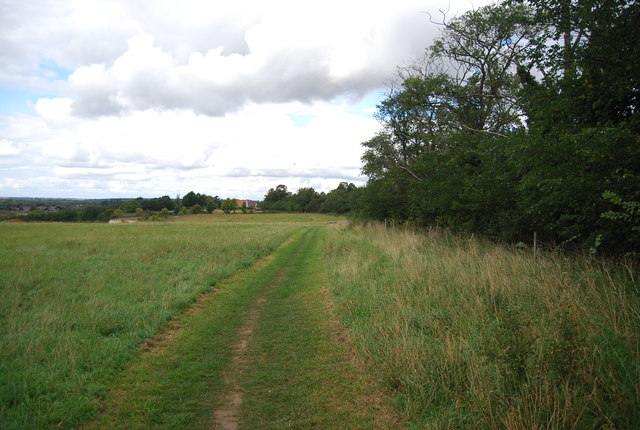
1,214,638,429
85,226,395,429
0,215,323,429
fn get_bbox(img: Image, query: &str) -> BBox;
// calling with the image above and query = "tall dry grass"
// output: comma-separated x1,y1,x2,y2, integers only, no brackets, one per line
324,222,639,428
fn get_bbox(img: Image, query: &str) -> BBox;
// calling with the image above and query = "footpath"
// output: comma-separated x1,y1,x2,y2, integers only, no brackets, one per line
85,227,399,430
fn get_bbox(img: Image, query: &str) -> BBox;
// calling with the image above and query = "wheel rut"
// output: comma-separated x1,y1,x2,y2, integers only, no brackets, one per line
212,270,287,430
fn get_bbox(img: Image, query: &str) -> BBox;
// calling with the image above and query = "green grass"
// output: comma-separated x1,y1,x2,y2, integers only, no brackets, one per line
239,227,396,429
83,226,395,429
6,214,636,429
0,221,299,429
323,222,640,429
84,228,311,429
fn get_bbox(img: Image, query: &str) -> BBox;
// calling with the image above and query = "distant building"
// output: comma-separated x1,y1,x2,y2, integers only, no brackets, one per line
236,200,259,209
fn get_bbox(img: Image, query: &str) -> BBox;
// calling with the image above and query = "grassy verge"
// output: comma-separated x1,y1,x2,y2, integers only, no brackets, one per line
0,221,298,429
323,222,640,429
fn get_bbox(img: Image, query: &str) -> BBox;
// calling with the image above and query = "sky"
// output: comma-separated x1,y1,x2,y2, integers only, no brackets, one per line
0,0,484,200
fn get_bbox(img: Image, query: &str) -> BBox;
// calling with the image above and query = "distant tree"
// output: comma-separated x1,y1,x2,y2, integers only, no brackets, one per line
120,199,141,213
307,193,325,213
53,207,78,222
221,198,236,214
291,187,319,212
205,196,219,213
241,201,248,213
160,208,170,218
158,195,175,211
182,191,198,208
97,209,114,222
191,204,203,214
78,205,104,222
262,185,291,210
321,183,359,214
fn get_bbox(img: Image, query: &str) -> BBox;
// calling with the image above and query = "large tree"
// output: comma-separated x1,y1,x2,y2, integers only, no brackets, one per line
508,0,640,251
362,3,535,228
261,185,292,211
360,0,640,253
364,3,535,177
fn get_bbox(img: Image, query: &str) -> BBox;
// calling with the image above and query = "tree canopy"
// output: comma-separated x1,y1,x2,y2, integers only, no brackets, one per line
259,182,361,214
357,0,639,255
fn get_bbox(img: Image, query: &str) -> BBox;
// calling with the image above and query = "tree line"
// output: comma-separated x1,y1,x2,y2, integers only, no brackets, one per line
259,183,361,214
0,182,364,222
355,0,639,255
0,193,219,222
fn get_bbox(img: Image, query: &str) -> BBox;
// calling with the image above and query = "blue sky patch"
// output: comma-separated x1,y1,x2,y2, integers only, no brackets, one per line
288,113,317,128
38,59,73,81
344,91,383,119
0,88,39,113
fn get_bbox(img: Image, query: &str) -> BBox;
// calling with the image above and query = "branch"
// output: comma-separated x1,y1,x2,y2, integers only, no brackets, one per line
460,124,508,138
398,163,424,182
458,93,519,102
423,2,453,27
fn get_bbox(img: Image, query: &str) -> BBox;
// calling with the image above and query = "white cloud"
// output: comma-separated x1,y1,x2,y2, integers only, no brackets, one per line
54,1,452,117
0,139,20,156
34,97,73,120
0,0,485,198
1,99,379,198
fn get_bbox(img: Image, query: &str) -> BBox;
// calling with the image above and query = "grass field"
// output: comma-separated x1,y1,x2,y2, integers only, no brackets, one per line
0,215,324,429
324,222,640,428
85,226,394,429
2,214,638,429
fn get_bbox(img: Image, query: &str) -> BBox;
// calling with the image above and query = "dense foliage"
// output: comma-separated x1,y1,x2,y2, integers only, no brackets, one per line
259,182,362,214
358,0,639,255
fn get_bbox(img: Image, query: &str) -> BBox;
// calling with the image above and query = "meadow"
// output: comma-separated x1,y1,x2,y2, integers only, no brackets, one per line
324,222,639,428
0,215,324,429
1,214,638,429
85,225,394,430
